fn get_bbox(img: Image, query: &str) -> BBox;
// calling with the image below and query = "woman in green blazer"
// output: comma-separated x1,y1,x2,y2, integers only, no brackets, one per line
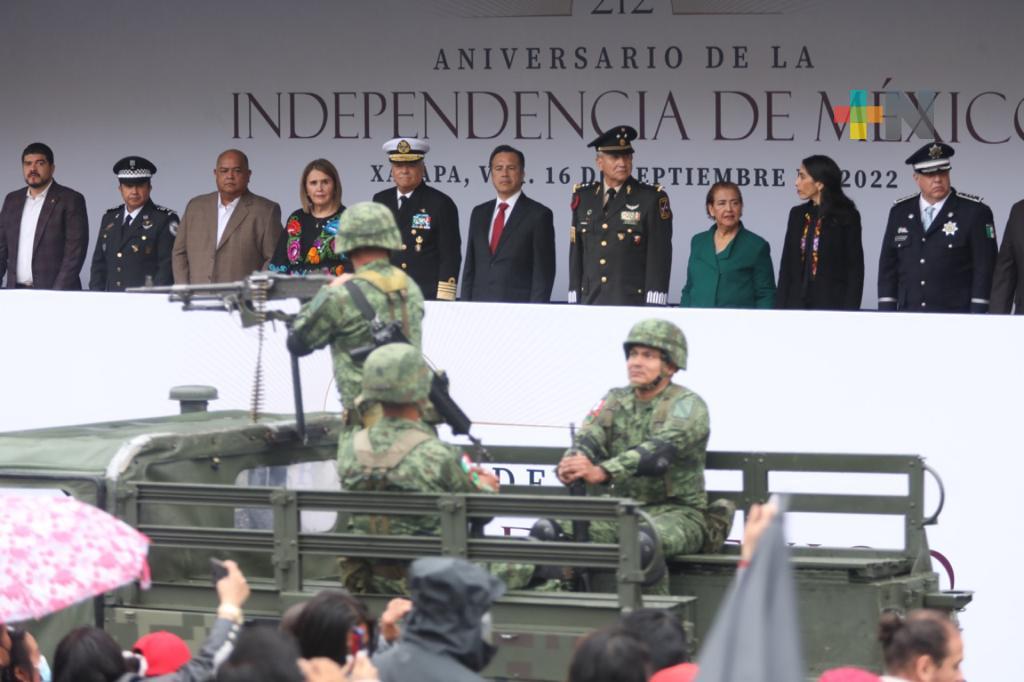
680,182,776,308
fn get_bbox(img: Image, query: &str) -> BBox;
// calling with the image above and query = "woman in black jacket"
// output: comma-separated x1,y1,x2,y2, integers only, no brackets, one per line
776,155,864,310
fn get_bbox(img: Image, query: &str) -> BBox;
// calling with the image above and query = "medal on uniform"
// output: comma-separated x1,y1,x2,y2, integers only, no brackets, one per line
412,213,431,231
142,215,152,230
633,235,642,245
620,210,640,224
942,222,958,236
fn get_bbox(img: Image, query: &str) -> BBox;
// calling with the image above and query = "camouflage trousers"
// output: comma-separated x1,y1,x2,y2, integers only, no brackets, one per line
493,504,708,593
339,558,408,595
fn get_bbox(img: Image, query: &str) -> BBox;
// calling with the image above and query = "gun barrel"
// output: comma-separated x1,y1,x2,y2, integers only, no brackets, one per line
127,273,333,301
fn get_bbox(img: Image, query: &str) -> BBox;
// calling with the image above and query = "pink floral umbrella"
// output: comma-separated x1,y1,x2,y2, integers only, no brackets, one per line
0,493,150,622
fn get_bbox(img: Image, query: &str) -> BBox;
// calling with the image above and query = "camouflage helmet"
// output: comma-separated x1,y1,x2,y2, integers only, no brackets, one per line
334,201,402,255
623,319,688,370
360,342,432,404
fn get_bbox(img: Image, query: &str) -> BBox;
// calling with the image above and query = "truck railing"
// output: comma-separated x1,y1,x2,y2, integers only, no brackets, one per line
491,447,935,570
116,482,650,610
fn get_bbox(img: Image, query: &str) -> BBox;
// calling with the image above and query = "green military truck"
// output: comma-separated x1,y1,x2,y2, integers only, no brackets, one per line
0,392,970,680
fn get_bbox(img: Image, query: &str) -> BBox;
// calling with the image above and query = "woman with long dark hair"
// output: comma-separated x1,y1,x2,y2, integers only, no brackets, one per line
776,155,864,309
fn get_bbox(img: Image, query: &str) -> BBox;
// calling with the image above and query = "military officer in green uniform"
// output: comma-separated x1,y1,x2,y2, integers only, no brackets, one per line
337,342,499,594
89,157,178,291
569,126,673,306
543,319,733,589
287,201,425,429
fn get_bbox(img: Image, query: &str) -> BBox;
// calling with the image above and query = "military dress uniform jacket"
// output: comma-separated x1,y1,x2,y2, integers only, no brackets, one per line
568,177,672,306
878,189,998,313
89,200,178,291
372,183,461,301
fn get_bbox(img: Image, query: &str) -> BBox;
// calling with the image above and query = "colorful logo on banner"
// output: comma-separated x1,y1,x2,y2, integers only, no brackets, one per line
832,90,884,141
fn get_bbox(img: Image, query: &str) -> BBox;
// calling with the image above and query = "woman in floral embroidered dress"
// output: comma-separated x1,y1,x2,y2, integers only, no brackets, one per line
268,158,350,276
776,155,864,310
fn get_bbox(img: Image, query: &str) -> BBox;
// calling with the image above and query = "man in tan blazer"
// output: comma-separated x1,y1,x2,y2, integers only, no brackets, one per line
172,149,282,283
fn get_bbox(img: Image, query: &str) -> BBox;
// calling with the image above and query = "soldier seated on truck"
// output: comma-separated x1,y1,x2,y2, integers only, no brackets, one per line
336,343,499,594
536,319,734,591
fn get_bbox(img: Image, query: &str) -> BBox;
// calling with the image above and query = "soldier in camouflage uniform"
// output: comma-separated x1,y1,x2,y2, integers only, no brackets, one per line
336,343,499,594
288,201,425,429
539,319,733,590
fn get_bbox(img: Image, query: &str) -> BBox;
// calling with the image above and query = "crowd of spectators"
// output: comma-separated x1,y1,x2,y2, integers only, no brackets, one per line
0,503,966,682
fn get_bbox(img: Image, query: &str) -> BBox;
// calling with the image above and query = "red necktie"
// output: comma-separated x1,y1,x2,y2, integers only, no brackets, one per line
489,202,508,254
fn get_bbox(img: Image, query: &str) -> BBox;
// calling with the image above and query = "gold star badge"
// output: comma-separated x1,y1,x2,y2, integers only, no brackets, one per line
928,144,943,159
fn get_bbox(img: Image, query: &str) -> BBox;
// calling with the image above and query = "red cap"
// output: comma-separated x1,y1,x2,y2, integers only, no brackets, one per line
650,663,699,682
133,631,191,676
818,667,881,682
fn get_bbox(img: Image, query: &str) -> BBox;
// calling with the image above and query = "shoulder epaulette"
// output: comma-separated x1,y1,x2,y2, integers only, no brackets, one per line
654,183,665,193
573,181,596,193
892,193,918,205
105,204,122,214
957,190,984,203
154,205,176,214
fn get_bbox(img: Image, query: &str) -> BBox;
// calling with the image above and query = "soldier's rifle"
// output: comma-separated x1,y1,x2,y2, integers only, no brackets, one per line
346,289,491,464
129,273,333,442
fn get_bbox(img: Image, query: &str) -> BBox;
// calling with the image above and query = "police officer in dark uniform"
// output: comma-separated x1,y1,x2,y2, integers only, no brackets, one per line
878,142,998,313
568,125,672,306
89,156,178,291
372,138,461,301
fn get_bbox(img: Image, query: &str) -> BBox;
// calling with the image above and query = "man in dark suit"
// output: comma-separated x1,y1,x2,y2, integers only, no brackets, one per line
171,149,282,284
90,156,178,291
461,145,555,303
372,138,461,301
0,142,89,289
568,126,673,306
990,199,1024,314
878,142,997,313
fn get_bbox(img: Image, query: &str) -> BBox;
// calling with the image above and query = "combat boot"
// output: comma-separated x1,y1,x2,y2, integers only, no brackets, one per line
527,519,573,585
701,498,737,553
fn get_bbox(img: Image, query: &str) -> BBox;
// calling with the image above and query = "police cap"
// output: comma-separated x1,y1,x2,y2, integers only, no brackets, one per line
113,156,156,186
906,142,954,175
